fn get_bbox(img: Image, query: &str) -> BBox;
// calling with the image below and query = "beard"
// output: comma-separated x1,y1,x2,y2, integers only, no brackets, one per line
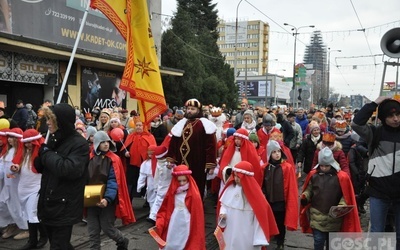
185,111,200,120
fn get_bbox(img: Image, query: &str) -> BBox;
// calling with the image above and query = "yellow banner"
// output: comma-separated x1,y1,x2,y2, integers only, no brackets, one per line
91,0,167,125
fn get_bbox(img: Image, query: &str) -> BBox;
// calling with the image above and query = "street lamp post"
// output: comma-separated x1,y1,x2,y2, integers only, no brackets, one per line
284,23,315,109
234,0,244,85
327,47,341,103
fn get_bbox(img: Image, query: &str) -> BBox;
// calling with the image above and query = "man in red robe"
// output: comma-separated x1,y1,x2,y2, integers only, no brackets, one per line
166,98,217,198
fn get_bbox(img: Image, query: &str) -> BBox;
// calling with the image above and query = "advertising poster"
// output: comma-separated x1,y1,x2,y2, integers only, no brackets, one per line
0,0,126,58
81,67,126,112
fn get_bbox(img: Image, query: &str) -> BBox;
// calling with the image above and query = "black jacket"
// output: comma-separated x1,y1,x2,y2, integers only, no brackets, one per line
297,134,322,174
36,103,89,226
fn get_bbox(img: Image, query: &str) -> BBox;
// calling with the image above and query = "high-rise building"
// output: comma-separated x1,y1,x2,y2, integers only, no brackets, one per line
217,20,270,76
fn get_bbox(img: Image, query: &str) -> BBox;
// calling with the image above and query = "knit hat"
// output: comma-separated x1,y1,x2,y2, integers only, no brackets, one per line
378,99,400,123
175,110,184,115
93,131,116,155
322,132,336,143
335,120,347,132
75,120,86,133
110,113,121,124
309,121,320,133
26,103,33,110
154,145,168,159
121,109,128,114
267,140,281,159
314,147,340,171
101,108,111,117
86,126,97,140
262,113,274,126
185,98,201,109
243,109,254,118
226,128,236,137
248,132,259,144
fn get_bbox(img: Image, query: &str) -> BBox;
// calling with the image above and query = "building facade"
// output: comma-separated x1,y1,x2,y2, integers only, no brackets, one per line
217,20,270,76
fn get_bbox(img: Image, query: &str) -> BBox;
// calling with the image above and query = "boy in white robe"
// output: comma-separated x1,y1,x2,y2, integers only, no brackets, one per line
137,145,157,209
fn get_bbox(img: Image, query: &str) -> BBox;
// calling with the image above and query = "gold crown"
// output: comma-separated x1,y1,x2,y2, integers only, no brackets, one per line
210,107,222,117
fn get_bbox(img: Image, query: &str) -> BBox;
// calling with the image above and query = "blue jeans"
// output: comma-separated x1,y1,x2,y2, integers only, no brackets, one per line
369,196,400,248
313,228,329,250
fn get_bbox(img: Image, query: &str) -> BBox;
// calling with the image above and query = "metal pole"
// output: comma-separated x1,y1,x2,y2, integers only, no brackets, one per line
56,1,90,104
45,1,89,143
293,29,298,109
234,0,243,86
245,54,248,98
396,58,399,96
327,48,331,103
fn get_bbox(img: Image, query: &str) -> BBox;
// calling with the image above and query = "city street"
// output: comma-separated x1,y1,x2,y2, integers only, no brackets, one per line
0,195,370,250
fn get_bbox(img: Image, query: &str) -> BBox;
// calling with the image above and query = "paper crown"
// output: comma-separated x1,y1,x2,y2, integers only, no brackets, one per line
270,130,283,142
335,120,348,131
313,111,325,120
322,132,336,143
210,107,222,117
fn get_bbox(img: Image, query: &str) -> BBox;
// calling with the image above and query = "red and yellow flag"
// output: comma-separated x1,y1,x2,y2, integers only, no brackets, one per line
91,0,167,125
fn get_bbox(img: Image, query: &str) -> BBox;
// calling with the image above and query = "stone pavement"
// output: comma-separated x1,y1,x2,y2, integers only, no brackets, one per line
0,197,371,250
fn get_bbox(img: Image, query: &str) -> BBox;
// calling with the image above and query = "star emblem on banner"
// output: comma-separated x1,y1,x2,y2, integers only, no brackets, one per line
135,57,157,78
148,25,153,38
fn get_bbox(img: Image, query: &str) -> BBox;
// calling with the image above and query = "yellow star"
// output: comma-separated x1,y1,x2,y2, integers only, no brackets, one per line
135,56,157,78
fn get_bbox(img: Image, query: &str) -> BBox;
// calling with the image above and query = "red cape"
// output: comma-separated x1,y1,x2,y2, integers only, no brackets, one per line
218,137,262,186
123,131,156,166
262,161,299,231
156,174,205,249
217,171,279,242
90,151,136,225
300,169,361,233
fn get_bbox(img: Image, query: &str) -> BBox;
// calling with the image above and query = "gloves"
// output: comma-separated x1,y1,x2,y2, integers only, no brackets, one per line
300,195,308,206
39,143,51,157
33,156,44,173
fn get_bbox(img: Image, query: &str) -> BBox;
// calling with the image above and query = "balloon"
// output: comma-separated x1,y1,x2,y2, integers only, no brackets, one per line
128,118,135,129
0,118,10,130
110,128,124,141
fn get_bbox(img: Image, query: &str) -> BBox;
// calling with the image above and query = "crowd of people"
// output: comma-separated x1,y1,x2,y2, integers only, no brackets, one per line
0,95,398,250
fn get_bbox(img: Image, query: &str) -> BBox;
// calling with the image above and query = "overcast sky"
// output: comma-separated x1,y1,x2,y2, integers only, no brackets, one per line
161,0,400,100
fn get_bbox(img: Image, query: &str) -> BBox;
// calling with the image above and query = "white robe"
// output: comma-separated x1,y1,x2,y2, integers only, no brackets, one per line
0,148,27,229
219,185,269,250
18,157,41,223
0,150,12,227
149,160,172,220
163,191,190,250
137,159,156,207
219,149,241,197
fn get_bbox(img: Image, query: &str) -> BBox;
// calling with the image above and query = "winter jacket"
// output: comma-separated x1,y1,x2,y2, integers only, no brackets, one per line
335,131,354,156
297,134,322,174
351,101,400,199
36,103,89,226
295,114,309,136
12,107,28,131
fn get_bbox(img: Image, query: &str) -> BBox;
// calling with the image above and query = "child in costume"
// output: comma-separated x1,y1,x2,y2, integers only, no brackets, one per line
300,147,361,250
12,129,48,249
148,145,172,224
262,140,299,249
0,128,28,239
86,131,135,250
156,164,205,250
218,161,279,250
137,145,157,209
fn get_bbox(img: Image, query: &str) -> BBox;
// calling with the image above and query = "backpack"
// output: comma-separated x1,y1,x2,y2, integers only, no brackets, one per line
26,110,37,128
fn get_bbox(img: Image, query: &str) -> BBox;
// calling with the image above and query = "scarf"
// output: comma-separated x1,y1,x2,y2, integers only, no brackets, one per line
241,120,256,133
311,134,321,145
176,183,189,194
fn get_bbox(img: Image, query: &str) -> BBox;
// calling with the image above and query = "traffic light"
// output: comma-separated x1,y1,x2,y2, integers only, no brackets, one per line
298,88,302,100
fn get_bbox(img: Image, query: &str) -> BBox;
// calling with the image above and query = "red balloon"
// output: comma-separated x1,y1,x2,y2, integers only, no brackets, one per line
110,128,124,141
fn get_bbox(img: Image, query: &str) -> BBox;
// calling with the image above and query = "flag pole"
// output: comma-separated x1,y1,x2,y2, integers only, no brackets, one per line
56,1,90,104
45,1,90,143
